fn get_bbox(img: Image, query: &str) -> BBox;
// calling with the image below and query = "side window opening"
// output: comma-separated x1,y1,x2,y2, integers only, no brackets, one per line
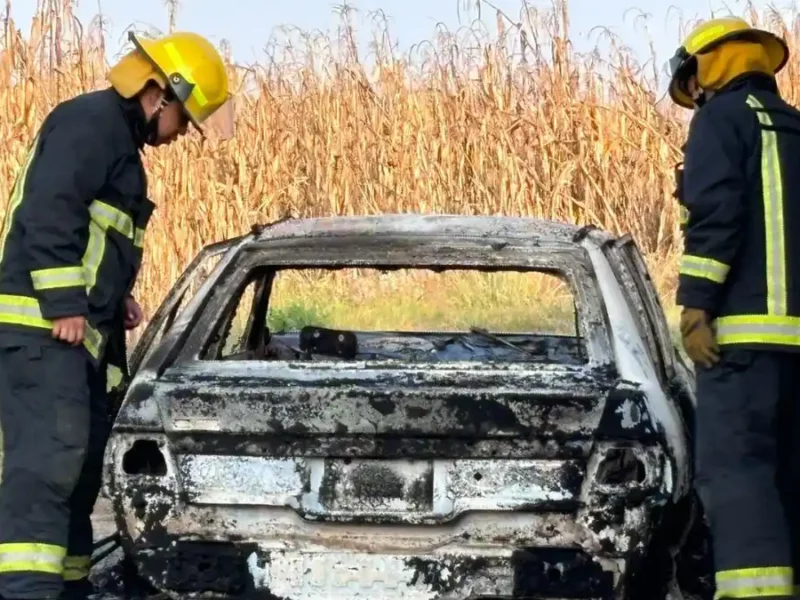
128,251,224,374
608,236,673,383
202,267,273,360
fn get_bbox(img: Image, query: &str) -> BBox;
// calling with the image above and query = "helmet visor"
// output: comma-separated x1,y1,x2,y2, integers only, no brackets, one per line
201,95,235,141
664,46,697,99
665,47,694,80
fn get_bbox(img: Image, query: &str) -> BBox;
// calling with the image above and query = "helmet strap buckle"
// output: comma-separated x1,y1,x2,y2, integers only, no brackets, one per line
168,73,194,105
144,92,170,145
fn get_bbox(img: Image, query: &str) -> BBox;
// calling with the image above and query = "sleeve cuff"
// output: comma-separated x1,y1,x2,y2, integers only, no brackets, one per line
36,288,89,320
676,276,721,313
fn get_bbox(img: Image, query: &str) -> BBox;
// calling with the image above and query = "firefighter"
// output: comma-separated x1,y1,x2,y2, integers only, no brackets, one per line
668,15,800,600
0,31,231,599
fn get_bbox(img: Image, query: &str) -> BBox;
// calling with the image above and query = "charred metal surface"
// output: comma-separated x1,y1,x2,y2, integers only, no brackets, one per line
511,547,614,597
174,455,585,523
596,387,659,441
103,215,704,599
404,556,490,594
114,364,616,445
168,434,592,460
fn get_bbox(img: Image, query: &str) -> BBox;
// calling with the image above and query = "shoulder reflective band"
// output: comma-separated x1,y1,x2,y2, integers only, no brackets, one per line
715,314,800,346
679,254,730,283
0,294,105,359
62,555,91,581
746,94,787,316
679,205,689,225
715,566,793,598
0,542,66,575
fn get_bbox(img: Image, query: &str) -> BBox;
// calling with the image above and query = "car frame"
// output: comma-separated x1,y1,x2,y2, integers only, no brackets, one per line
101,214,712,600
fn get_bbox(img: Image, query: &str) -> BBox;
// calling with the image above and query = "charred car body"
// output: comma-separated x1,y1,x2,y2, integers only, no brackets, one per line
102,215,712,599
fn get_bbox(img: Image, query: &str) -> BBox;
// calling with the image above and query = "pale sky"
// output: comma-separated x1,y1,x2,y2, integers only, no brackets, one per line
10,0,776,90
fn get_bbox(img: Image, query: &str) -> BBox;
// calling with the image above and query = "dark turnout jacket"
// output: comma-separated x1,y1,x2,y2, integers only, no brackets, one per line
0,88,155,370
675,73,800,351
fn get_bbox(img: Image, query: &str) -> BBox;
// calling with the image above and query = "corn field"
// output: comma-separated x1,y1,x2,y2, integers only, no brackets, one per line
3,0,800,334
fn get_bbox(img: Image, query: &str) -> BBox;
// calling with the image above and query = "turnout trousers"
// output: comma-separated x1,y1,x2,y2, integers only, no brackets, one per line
696,349,800,599
0,341,110,599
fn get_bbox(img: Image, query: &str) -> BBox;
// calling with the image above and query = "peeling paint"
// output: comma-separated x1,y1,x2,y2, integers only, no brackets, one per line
105,215,703,599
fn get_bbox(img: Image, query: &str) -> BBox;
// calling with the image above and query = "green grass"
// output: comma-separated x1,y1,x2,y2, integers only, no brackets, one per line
230,269,580,337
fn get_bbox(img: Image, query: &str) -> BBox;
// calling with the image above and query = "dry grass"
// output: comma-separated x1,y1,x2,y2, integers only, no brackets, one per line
2,0,800,342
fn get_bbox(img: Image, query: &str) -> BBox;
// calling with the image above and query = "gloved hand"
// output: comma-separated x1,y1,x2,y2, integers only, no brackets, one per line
680,307,720,368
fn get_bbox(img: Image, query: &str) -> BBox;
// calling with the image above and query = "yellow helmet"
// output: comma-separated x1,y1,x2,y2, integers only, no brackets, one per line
667,16,788,108
108,30,230,133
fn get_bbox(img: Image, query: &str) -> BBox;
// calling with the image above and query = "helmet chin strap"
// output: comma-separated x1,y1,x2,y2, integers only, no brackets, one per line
694,91,707,108
144,93,170,145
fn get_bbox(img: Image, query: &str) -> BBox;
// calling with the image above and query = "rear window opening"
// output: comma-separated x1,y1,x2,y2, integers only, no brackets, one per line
200,267,587,364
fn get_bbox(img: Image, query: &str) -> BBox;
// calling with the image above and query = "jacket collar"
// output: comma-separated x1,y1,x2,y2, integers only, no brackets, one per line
714,72,780,98
110,88,148,150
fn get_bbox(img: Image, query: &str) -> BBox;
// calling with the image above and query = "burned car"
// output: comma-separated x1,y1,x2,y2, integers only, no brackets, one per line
102,215,712,600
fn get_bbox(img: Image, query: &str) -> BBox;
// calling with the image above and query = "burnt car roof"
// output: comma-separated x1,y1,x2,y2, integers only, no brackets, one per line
247,215,613,247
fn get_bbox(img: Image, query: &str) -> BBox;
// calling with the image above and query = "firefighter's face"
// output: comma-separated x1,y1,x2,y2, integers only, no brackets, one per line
686,75,714,108
152,99,190,146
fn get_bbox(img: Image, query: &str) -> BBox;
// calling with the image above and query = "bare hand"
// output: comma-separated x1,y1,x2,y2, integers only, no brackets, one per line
124,296,144,330
52,316,86,346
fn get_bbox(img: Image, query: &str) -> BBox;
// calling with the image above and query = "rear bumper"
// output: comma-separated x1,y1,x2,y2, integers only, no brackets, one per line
129,541,621,599
113,502,654,599
105,435,673,598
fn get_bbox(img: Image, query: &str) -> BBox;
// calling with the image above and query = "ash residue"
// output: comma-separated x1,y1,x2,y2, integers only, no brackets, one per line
350,464,404,499
406,556,490,593
407,470,434,508
369,398,396,415
442,396,524,434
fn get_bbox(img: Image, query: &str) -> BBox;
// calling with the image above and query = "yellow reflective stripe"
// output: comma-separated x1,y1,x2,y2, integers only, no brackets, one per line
687,24,727,53
715,566,794,599
679,205,689,225
0,294,105,359
83,326,103,359
62,555,90,581
0,542,66,575
715,314,800,346
0,137,39,267
107,364,124,392
134,227,145,248
679,254,730,283
82,219,106,293
83,199,140,293
30,266,85,291
164,42,208,107
746,95,787,316
89,200,134,239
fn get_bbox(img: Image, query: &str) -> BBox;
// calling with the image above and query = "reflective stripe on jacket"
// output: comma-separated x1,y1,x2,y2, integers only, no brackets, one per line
675,73,800,351
0,88,154,368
